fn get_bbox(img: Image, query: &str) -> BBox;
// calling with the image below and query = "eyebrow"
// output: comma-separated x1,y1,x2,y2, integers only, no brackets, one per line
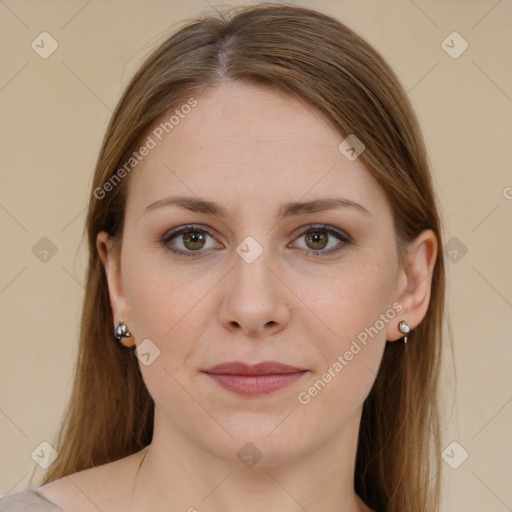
144,195,371,220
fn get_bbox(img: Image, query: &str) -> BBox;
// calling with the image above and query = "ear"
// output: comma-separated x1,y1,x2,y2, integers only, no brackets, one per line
386,229,438,342
96,231,135,347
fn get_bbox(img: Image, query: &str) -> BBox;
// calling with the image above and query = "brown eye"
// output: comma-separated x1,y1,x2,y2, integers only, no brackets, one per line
161,225,219,257
304,230,329,250
291,224,351,256
181,230,207,251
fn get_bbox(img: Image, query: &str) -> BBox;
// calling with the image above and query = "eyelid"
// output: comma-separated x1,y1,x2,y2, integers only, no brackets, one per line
161,223,352,257
161,224,221,249
293,223,352,243
287,224,351,256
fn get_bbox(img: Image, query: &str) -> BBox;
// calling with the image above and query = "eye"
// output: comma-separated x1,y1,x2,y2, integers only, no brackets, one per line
161,225,219,258
161,223,351,258
290,224,351,256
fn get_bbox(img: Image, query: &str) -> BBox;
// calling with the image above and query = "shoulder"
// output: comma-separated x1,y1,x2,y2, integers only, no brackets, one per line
33,449,146,512
0,489,62,511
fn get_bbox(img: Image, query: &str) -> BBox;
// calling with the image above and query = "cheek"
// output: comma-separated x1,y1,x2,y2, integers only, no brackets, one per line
297,254,398,408
300,246,397,340
121,249,209,413
124,264,180,341
121,240,228,380
121,241,196,358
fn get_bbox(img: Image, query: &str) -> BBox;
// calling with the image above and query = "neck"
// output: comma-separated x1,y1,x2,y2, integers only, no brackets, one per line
128,407,372,512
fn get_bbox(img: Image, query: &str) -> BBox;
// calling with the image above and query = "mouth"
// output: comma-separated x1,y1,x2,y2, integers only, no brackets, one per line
201,361,308,397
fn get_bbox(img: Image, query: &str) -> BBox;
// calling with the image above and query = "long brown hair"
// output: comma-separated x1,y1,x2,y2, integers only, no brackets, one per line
37,4,446,511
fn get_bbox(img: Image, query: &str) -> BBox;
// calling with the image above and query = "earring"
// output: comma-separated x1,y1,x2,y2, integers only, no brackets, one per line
398,320,411,344
115,322,132,344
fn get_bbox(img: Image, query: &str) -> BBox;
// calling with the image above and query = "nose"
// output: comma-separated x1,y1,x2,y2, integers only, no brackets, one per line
219,251,290,338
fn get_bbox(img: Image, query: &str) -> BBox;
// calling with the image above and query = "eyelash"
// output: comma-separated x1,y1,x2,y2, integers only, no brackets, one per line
160,224,352,259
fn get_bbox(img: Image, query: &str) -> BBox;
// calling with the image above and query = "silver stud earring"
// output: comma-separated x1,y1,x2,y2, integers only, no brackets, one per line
398,320,411,344
115,322,132,343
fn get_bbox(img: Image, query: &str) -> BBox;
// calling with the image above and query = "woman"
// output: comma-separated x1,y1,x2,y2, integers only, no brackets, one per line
1,3,445,511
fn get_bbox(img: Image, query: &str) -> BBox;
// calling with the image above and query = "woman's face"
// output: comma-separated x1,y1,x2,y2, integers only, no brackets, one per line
101,82,412,466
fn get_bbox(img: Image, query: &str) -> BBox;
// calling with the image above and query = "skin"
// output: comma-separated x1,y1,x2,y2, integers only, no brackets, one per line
39,81,437,512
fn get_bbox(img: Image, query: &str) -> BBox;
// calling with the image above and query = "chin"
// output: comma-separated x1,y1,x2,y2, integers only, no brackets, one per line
202,422,314,469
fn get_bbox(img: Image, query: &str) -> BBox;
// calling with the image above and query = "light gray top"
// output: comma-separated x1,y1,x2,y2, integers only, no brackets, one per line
0,489,63,511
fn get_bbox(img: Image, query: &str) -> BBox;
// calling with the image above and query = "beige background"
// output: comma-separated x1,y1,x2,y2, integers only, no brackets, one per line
1,0,511,509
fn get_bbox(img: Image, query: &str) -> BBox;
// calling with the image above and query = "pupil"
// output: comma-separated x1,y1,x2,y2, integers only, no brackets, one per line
306,231,327,250
181,229,329,252
184,231,204,250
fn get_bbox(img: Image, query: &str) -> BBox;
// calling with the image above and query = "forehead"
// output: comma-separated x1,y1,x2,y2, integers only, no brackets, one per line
125,82,389,219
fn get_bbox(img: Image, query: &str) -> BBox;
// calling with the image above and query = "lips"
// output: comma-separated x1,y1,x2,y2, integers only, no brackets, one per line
202,361,308,396
204,361,306,375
